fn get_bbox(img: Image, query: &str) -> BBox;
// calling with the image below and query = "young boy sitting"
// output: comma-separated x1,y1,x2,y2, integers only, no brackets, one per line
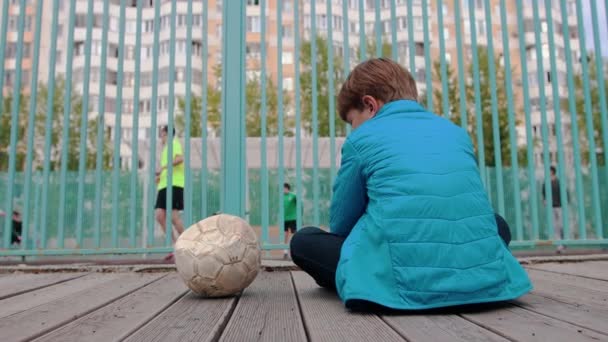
289,58,532,311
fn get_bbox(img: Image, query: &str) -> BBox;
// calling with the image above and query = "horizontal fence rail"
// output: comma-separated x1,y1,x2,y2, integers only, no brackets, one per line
0,0,607,258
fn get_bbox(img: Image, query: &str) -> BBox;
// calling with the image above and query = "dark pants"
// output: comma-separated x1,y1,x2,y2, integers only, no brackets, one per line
290,214,512,292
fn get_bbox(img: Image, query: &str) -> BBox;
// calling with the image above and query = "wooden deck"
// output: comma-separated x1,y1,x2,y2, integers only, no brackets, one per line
0,260,607,342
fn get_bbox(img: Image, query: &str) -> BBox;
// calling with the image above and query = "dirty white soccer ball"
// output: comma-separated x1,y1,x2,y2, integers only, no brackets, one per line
174,214,261,297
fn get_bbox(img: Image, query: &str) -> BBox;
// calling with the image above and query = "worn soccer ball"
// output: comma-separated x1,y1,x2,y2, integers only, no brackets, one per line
174,214,261,297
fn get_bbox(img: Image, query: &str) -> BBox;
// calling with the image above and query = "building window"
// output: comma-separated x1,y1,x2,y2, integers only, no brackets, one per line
246,16,261,33
246,43,261,59
283,77,294,91
282,51,293,64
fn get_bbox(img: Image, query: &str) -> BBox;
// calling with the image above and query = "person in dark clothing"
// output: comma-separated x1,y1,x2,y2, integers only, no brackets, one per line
0,210,22,246
542,166,565,253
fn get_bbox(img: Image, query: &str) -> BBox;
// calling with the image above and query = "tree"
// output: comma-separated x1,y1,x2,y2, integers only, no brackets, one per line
0,95,28,171
35,77,112,171
176,66,292,137
427,47,523,167
572,54,608,165
0,77,112,172
300,35,346,137
176,85,222,137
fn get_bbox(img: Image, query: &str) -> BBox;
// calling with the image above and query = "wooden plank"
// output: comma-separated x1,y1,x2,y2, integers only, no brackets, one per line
0,272,86,299
124,290,237,342
512,293,608,335
527,268,608,294
291,271,405,342
34,274,188,342
528,261,608,281
0,273,121,318
381,314,509,342
219,272,307,342
527,275,608,308
0,273,163,341
461,304,608,341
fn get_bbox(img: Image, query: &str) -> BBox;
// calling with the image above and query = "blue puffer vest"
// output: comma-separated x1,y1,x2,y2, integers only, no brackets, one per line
330,100,532,310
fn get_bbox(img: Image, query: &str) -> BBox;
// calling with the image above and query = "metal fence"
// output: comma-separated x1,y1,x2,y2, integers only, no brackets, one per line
0,0,607,258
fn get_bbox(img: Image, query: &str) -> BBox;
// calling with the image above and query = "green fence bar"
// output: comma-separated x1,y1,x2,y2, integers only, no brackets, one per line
3,0,28,248
327,0,336,186
0,0,9,110
111,0,127,248
184,0,194,227
421,0,432,111
147,0,163,246
390,0,397,60
75,0,95,247
590,0,608,233
130,0,144,247
165,0,178,246
94,0,111,248
57,0,78,249
498,0,523,240
436,0,448,118
482,0,505,216
532,1,555,239
575,0,602,238
559,0,586,240
467,0,486,186
277,0,285,246
359,0,365,60
453,0,467,128
295,0,303,229
220,0,246,216
406,0,415,75
21,0,45,251
311,0,320,225
201,0,209,219
343,0,352,136
374,0,381,57
260,0,269,242
543,0,571,240
515,0,540,239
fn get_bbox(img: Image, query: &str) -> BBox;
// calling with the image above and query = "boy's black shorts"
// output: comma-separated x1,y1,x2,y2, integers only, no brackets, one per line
284,220,297,233
155,186,184,211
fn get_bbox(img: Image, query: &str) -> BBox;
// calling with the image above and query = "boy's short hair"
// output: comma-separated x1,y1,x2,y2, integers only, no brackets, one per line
161,125,176,136
284,183,291,190
550,166,556,174
337,58,418,121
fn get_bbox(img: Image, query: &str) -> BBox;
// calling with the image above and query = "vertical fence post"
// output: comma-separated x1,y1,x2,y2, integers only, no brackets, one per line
220,0,246,217
75,0,95,248
574,0,602,239
311,0,320,226
499,0,524,240
559,0,586,240
482,0,505,216
184,0,193,227
56,0,77,249
40,0,61,250
130,0,144,247
328,0,337,188
515,0,540,240
260,0,269,243
22,0,45,251
454,0,467,129
277,0,286,246
94,0,111,248
201,0,209,219
295,0,303,229
3,0,28,248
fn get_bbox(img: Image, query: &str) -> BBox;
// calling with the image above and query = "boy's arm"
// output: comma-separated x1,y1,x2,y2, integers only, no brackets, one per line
330,140,366,237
